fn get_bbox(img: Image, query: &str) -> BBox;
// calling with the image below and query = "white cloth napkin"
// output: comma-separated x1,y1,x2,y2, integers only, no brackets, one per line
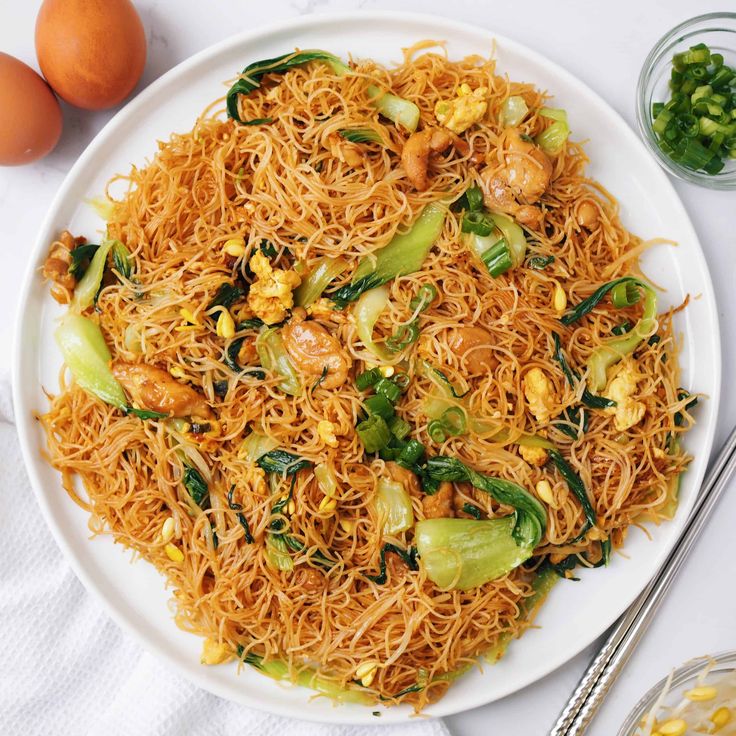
0,380,450,736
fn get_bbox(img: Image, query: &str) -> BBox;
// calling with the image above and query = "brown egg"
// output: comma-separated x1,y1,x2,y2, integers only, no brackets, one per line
0,53,63,166
35,0,147,111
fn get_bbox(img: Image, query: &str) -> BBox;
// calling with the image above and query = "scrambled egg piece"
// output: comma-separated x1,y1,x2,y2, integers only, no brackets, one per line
434,83,489,134
520,444,549,467
605,359,646,431
317,419,339,448
247,252,301,325
523,368,556,424
200,638,230,665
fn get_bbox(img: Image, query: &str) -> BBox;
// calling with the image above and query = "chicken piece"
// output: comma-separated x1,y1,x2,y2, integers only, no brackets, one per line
605,359,646,431
325,133,363,168
422,481,455,519
519,444,549,467
112,362,213,419
385,462,421,497
523,368,555,424
281,310,351,390
434,84,489,134
479,128,552,223
576,200,600,230
401,126,468,191
42,230,85,304
447,326,496,376
247,252,301,325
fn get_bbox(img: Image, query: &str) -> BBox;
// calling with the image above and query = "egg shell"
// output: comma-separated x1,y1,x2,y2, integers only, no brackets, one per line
0,52,63,166
35,0,147,111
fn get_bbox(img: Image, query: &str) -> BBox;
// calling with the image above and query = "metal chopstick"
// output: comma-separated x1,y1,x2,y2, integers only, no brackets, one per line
549,423,736,736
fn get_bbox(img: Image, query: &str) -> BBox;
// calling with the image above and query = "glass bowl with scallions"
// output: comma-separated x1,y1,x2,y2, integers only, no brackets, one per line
637,13,736,189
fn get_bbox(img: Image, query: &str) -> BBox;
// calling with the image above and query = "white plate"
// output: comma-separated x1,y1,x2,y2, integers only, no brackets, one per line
12,11,720,724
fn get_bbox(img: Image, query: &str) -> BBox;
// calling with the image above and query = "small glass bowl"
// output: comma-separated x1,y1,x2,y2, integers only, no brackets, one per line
636,12,736,190
618,650,736,735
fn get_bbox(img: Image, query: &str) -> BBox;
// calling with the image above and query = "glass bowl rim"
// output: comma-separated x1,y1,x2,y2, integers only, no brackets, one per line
635,11,736,190
617,649,736,736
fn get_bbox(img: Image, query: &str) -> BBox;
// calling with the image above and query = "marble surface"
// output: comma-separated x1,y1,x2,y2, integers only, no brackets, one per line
1,1,735,734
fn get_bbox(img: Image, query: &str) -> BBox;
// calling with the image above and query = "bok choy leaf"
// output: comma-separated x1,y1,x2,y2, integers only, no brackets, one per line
54,314,128,410
416,517,533,590
226,50,349,122
255,327,301,396
331,202,446,306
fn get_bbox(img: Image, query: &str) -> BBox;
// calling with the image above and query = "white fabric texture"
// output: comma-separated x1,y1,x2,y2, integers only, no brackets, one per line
0,380,450,736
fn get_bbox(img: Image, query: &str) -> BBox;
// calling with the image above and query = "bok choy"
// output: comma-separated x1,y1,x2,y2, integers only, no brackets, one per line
54,314,165,421
375,477,414,535
331,202,446,306
293,256,349,308
535,107,570,155
423,457,546,550
366,84,420,132
416,517,533,590
237,648,370,704
256,327,301,396
226,50,349,122
72,239,113,311
561,277,658,391
55,314,128,409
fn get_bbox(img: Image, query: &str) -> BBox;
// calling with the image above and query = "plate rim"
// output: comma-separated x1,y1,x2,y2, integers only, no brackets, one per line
12,9,722,723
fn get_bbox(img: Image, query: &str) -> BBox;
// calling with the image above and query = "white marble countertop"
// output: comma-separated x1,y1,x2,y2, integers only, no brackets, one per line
2,1,735,734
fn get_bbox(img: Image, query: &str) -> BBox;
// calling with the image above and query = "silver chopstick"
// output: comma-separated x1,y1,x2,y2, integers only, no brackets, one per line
549,423,736,736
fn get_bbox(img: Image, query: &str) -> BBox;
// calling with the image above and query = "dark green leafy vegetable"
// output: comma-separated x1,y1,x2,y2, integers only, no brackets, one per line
226,50,349,122
526,254,555,270
462,503,482,519
183,465,208,506
430,367,469,399
423,456,547,549
111,241,133,279
674,389,698,427
242,117,274,126
552,333,615,410
257,449,312,476
451,185,484,213
365,543,418,584
259,240,278,258
224,337,266,378
236,318,266,330
208,283,245,310
612,321,632,336
227,486,254,543
311,366,329,390
548,448,597,536
330,202,446,307
558,405,589,440
127,407,167,420
339,128,384,145
561,277,643,325
68,243,100,278
549,536,611,578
